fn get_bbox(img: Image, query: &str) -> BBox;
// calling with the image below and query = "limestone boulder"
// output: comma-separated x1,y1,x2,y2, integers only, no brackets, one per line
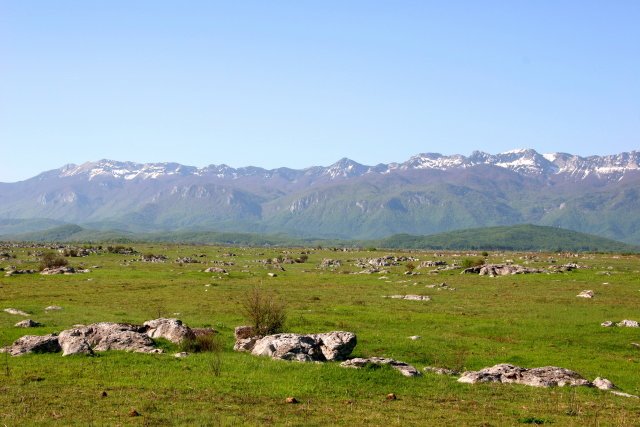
1,334,61,356
234,330,357,362
15,319,42,328
143,318,195,344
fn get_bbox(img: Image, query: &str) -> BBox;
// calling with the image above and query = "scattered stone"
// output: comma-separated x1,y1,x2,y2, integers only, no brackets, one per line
408,335,421,340
1,334,61,356
128,409,141,417
616,319,639,328
285,397,298,404
319,259,341,268
631,343,640,349
204,267,227,274
235,331,357,362
418,260,447,268
610,391,639,398
40,266,81,275
424,366,460,376
601,321,614,327
593,377,616,390
15,319,42,328
45,306,63,311
387,295,431,301
101,391,108,398
174,352,189,358
5,269,36,277
386,393,397,400
143,318,195,344
458,364,590,387
4,308,30,316
577,290,594,298
426,282,456,291
267,272,277,277
175,257,199,264
340,357,421,377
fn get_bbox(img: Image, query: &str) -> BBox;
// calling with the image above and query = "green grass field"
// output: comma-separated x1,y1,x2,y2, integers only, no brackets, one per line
1,244,639,425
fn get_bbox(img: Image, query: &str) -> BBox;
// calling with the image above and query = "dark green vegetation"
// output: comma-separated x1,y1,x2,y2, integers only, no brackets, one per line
1,244,639,425
2,223,638,253
376,224,640,253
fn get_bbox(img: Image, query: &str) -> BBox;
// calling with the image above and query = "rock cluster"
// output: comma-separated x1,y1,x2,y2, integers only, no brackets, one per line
40,266,89,275
234,330,357,362
602,319,639,328
458,364,591,387
1,318,195,357
319,258,341,268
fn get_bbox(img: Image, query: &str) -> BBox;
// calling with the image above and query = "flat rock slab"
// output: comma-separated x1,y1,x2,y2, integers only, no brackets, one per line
235,331,356,362
341,357,421,377
458,364,590,387
4,308,30,316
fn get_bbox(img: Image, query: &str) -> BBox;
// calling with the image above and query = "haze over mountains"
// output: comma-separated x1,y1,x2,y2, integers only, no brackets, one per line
1,149,639,244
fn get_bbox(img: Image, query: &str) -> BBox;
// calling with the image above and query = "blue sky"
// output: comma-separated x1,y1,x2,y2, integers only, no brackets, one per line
1,1,638,182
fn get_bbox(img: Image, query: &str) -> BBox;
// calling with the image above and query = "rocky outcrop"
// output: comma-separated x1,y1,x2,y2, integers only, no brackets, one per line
234,331,357,362
143,318,195,344
458,364,590,387
319,259,341,268
593,377,616,390
340,357,421,377
0,334,61,356
462,264,544,276
58,323,158,356
3,318,198,357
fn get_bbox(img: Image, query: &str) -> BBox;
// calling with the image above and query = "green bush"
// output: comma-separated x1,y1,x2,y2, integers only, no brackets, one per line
242,287,287,336
39,252,69,270
460,257,485,269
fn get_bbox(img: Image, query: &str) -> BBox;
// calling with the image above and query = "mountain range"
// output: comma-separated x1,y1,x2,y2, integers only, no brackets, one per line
1,149,639,244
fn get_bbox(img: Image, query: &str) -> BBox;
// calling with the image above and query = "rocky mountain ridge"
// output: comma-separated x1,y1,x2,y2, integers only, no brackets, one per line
47,149,640,183
1,149,639,244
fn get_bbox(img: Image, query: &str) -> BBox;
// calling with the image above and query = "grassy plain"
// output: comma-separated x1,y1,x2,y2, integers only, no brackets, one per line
0,244,639,425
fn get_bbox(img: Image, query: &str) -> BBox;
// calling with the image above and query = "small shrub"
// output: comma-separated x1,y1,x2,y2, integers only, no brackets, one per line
481,251,489,257
405,262,416,272
460,257,485,269
242,287,287,336
39,252,69,270
179,331,221,353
